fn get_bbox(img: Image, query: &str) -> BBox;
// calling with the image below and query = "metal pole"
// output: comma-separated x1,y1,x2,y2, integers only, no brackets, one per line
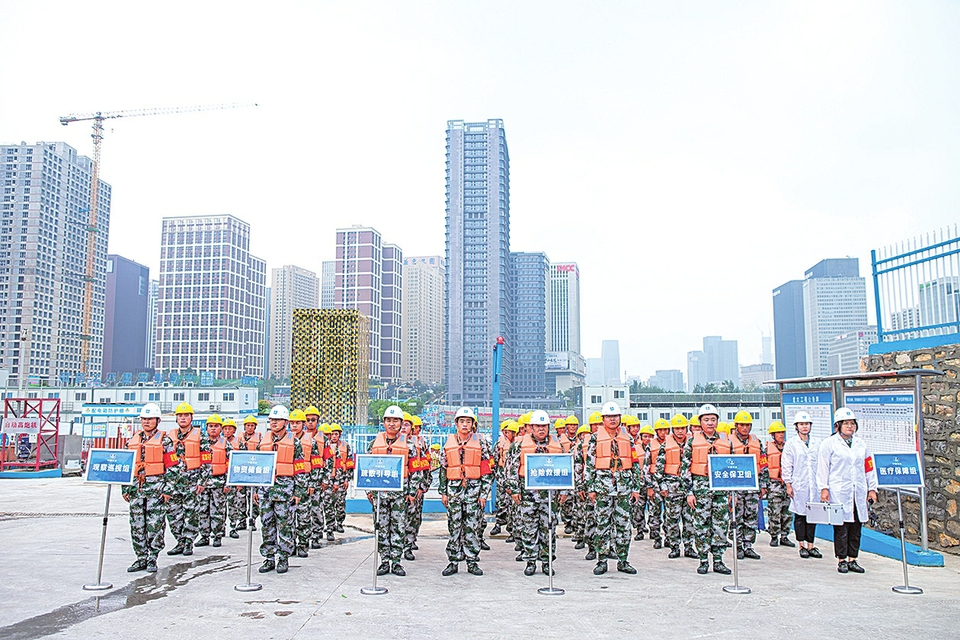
491,341,502,514
914,374,929,552
893,488,923,595
235,489,262,591
538,489,564,596
83,484,113,591
361,493,387,595
723,493,750,595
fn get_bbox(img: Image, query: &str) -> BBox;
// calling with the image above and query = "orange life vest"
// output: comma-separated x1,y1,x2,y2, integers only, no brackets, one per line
258,433,300,477
209,437,228,476
497,437,513,468
662,435,684,476
240,432,261,451
558,433,572,453
168,428,203,471
407,435,431,474
766,440,783,481
649,438,664,474
128,430,165,477
444,434,484,480
594,427,634,471
518,434,563,479
332,442,351,471
295,432,313,473
690,432,733,477
370,433,409,478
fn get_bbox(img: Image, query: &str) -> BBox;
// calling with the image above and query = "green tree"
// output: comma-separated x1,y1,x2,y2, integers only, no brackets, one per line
258,400,271,415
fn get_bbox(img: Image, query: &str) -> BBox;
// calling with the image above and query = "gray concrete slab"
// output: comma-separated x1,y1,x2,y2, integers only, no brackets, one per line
1,477,958,639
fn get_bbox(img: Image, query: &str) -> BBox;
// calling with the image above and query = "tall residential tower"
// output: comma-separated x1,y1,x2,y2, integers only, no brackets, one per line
268,265,319,379
401,256,446,385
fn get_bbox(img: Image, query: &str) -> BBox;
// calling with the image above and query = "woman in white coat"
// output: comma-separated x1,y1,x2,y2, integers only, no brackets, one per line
781,411,822,559
817,407,878,574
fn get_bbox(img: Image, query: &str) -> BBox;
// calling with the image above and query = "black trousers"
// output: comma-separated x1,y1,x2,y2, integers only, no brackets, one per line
794,513,816,543
832,504,863,559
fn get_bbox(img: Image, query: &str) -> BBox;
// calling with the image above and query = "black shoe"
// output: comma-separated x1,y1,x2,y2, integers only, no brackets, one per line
182,541,194,556
800,547,810,558
668,549,681,559
634,532,643,541
146,559,158,573
713,561,731,575
542,562,554,576
194,537,210,547
336,524,344,533
127,559,148,572
468,563,483,576
684,549,698,559
847,560,865,573
296,547,308,558
391,563,405,576
480,540,491,551
212,538,222,548
617,561,637,574
327,532,335,541
377,561,390,576
515,554,524,562
769,538,779,547
743,548,761,560
524,562,537,576
808,547,823,558
585,550,597,561
259,558,275,573
491,524,502,536
251,523,257,531
404,550,416,561
504,535,515,543
838,560,849,574
780,537,796,548
736,550,745,560
229,530,240,539
411,542,419,550
575,540,585,550
237,522,247,531
167,542,185,556
312,540,323,549
276,557,289,574
653,540,662,549
514,544,521,552
697,562,709,574
564,524,574,534
442,562,459,576
593,561,608,575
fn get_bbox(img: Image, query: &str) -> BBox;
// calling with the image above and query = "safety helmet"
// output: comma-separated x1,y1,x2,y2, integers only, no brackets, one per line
626,415,640,427
500,419,513,430
576,424,591,435
689,415,701,427
243,415,258,426
430,443,441,450
288,409,307,422
530,410,550,426
653,418,670,431
588,411,603,424
383,405,405,420
175,402,194,415
454,407,477,422
411,415,422,427
639,424,655,435
223,418,237,429
320,422,331,434
793,411,812,425
717,422,731,434
670,414,689,429
402,412,413,423
565,415,579,426
506,421,520,433
768,421,786,434
205,414,223,425
139,403,162,419
304,405,321,417
601,401,622,416
733,410,753,425
518,412,532,425
698,404,719,419
554,418,566,430
268,405,290,420
328,423,342,432
834,407,857,424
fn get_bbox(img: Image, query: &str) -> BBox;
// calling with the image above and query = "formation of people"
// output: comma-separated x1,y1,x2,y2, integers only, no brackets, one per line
123,399,879,578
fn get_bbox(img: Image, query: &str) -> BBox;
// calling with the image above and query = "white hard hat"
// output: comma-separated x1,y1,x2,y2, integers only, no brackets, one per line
383,404,405,420
268,405,290,420
833,407,856,424
600,402,621,416
792,411,812,425
139,403,162,419
454,407,477,422
698,404,719,418
530,410,550,426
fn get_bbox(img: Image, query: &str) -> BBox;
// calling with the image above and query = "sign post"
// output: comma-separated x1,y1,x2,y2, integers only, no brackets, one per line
523,452,575,596
874,452,924,595
355,454,404,596
83,448,137,591
709,454,759,595
227,450,277,592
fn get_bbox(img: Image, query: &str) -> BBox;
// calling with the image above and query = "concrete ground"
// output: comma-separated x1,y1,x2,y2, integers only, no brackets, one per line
1,477,958,640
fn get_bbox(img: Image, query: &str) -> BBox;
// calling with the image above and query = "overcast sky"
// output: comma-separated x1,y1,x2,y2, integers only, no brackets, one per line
1,1,958,379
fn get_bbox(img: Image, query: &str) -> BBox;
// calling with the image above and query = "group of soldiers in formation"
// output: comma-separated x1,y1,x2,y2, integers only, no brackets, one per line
123,402,353,574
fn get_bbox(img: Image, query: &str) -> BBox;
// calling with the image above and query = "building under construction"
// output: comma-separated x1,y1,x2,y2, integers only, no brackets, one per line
291,309,369,425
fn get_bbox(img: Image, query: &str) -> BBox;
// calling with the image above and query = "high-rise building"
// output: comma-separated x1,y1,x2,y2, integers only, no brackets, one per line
334,226,403,384
401,256,445,385
740,363,775,388
648,369,684,392
602,340,621,385
586,358,604,385
510,252,549,398
445,119,512,404
320,260,335,309
827,327,877,375
146,279,159,370
268,265,319,380
687,336,739,389
546,262,585,393
918,277,960,330
0,142,111,386
772,280,806,379
263,286,271,379
803,258,868,376
103,255,150,375
154,215,266,380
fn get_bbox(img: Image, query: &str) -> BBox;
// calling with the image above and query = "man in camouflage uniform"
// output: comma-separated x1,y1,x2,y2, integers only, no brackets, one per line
256,405,306,574
505,410,566,576
221,418,243,538
559,415,580,534
165,402,212,557
655,414,697,560
196,414,232,547
123,403,174,573
631,422,655,540
289,409,320,557
646,418,670,548
235,415,262,532
491,420,518,540
729,410,764,560
323,423,352,540
440,407,493,576
403,415,432,560
585,402,640,575
574,413,601,553
304,407,330,548
762,420,795,548
682,404,733,574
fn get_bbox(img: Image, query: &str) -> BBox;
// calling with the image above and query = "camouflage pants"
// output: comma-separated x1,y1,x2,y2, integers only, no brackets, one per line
336,487,347,525
166,480,200,544
631,492,648,535
766,482,792,539
128,480,166,561
197,484,227,541
560,490,575,527
691,476,731,561
310,486,327,539
494,480,514,531
228,486,246,530
444,480,485,563
292,490,314,550
404,490,426,551
731,491,760,551
648,492,665,543
373,492,407,563
258,491,294,560
517,490,558,562
593,490,632,562
662,479,695,552
577,492,598,544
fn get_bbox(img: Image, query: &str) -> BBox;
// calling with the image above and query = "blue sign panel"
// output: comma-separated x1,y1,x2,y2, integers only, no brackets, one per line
226,451,277,487
874,452,924,488
708,454,760,491
85,449,137,485
355,454,404,492
523,453,575,490
200,371,215,386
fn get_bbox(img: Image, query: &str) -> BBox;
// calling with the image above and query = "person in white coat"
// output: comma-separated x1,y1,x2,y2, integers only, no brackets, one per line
781,411,822,559
817,407,878,574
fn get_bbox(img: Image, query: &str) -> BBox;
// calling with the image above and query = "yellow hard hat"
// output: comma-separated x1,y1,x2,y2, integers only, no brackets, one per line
588,411,603,425
689,415,700,427
243,415,258,426
223,418,237,429
717,422,731,434
639,424,655,435
670,414,689,429
500,419,512,430
624,415,639,427
329,423,342,432
768,420,786,434
430,443,441,450
519,412,533,426
205,413,223,425
175,402,194,415
402,412,413,423
734,410,753,425
411,415,422,427
565,415,579,426
554,418,566,430
654,418,670,431
320,422,331,433
506,421,520,433
289,409,306,422
576,424,591,435
304,405,321,417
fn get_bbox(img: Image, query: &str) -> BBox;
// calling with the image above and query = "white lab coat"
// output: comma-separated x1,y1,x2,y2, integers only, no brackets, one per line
816,433,879,523
780,434,821,516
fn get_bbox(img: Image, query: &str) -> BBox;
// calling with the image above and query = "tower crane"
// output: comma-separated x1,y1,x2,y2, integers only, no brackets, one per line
58,102,257,376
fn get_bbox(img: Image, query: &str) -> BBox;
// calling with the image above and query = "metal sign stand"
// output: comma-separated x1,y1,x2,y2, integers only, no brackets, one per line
538,490,564,596
892,488,923,595
235,492,262,592
83,485,114,591
723,493,751,595
361,493,388,595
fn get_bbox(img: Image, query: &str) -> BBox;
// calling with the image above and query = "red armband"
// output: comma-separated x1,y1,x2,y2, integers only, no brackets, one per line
200,451,213,465
758,454,768,470
864,456,874,473
293,459,307,474
163,452,179,469
479,458,492,476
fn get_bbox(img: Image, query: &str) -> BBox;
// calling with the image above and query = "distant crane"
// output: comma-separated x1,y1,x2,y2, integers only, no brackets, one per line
58,102,257,375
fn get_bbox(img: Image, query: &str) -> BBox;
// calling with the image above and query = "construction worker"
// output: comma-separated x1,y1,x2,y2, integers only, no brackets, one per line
324,423,352,538
404,414,432,560
491,419,517,539
256,405,306,574
506,409,565,576
368,404,417,577
304,406,329,547
559,415,580,534
288,409,318,558
763,420,795,548
221,418,244,538
575,411,603,555
123,403,174,573
716,421,732,437
439,407,493,576
689,414,702,434
585,402,640,575
647,418,670,548
729,410,764,560
164,402,212,557
682,404,733,575
655,414,696,559
196,414,231,548
235,415,261,532
632,423,655,540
